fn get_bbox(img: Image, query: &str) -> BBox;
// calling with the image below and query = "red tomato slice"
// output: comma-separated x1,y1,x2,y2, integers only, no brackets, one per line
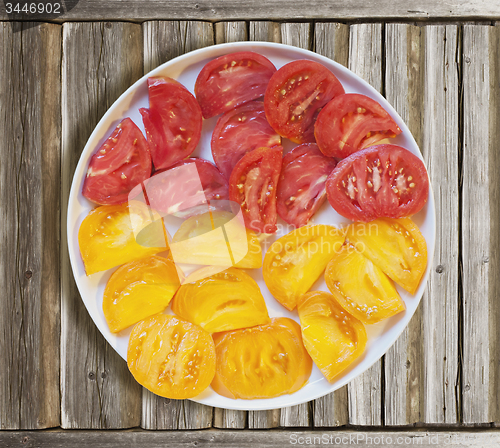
264,60,344,143
277,144,337,228
140,77,202,170
211,101,281,179
140,158,229,217
82,118,152,205
315,93,402,159
326,144,429,222
195,52,277,119
229,146,283,234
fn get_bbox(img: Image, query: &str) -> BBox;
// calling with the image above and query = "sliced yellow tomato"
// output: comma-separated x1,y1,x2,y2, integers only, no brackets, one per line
346,217,427,294
103,256,180,333
211,317,312,399
263,224,345,310
78,201,167,275
297,291,367,382
324,242,405,323
170,210,262,269
127,314,216,399
172,267,269,333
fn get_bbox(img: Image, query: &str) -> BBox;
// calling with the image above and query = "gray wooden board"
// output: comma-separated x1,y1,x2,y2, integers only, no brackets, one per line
346,23,383,427
0,22,61,430
2,1,500,20
60,22,144,429
140,20,215,430
1,430,500,447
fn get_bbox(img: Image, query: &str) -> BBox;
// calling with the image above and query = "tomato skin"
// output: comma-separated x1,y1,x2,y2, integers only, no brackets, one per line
82,118,152,205
346,218,427,295
78,201,167,275
324,242,405,324
326,144,429,222
103,256,180,333
195,52,277,119
264,60,345,143
211,317,312,399
229,146,283,234
263,225,345,311
211,101,281,179
277,143,337,228
140,77,202,170
297,291,367,382
172,268,270,333
315,93,402,159
127,314,216,399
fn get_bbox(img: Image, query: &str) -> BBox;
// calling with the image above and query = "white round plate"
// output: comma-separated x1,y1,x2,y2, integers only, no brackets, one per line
67,42,436,411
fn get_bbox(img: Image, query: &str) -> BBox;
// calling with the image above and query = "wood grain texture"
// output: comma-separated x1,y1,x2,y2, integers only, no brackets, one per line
249,21,281,43
422,24,460,424
312,22,349,428
141,20,214,430
462,23,500,426
0,22,61,430
384,23,425,426
2,0,500,20
60,22,143,429
0,429,497,447
347,23,383,426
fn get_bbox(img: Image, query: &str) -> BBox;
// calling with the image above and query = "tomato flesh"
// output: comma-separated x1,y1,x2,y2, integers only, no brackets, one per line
277,143,337,228
264,60,345,143
211,317,312,399
211,101,281,179
195,52,277,119
326,144,429,222
82,118,152,205
140,77,202,170
263,225,345,311
127,314,215,399
229,146,283,234
315,93,402,159
297,291,367,382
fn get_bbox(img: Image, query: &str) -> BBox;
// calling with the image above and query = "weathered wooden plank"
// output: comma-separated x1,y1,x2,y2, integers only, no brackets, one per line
60,22,143,429
421,24,460,424
0,430,498,447
141,20,214,430
347,23,383,426
0,22,61,430
215,21,247,43
312,22,350,429
462,24,500,425
2,0,500,21
384,23,425,426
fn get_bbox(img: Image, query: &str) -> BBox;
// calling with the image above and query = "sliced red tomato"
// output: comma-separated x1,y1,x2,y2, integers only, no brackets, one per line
211,101,281,179
277,143,337,228
140,77,202,170
315,93,402,159
264,60,344,143
326,144,429,222
138,158,229,217
195,52,277,119
82,118,152,205
229,146,283,234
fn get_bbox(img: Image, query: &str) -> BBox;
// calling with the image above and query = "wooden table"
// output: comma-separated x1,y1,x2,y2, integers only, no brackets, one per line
1,1,500,446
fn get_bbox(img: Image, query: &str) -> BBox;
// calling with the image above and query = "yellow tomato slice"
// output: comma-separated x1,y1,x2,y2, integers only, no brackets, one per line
346,218,427,294
297,291,367,382
211,317,312,399
172,267,270,333
127,314,215,399
78,201,167,275
324,242,405,324
103,256,180,333
263,224,345,310
170,210,262,269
